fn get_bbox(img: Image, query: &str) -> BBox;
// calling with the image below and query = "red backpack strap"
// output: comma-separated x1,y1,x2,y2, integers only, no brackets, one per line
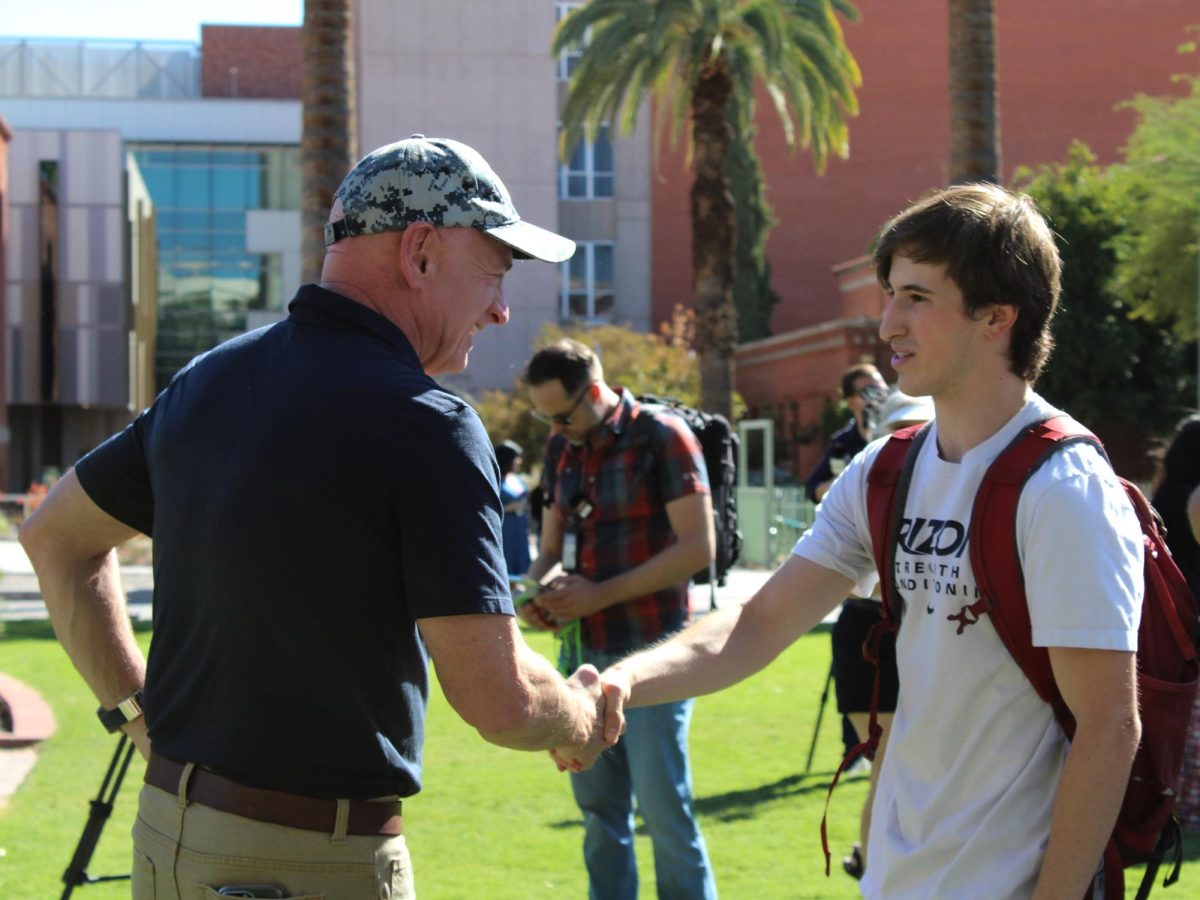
866,423,931,624
821,423,930,874
967,415,1103,734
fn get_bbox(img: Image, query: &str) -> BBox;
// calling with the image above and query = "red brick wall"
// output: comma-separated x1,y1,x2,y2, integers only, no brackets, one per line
201,25,302,99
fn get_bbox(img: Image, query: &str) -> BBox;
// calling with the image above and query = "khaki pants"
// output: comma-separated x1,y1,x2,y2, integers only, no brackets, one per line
132,781,415,899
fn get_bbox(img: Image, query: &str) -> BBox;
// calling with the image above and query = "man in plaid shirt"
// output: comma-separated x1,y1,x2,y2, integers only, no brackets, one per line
523,338,718,900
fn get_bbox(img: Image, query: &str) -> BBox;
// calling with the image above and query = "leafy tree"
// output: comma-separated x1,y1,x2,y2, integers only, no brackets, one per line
301,0,357,284
1109,70,1200,339
729,90,780,342
1016,144,1194,477
554,0,861,419
948,0,1000,183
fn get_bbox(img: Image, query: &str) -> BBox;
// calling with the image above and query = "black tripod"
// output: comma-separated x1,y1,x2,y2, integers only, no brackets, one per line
60,734,135,899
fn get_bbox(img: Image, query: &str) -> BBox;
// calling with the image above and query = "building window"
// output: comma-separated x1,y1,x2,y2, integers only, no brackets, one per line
556,2,585,82
561,242,615,320
558,124,613,199
129,143,300,390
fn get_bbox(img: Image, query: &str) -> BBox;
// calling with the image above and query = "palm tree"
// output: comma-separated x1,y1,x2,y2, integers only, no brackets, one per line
555,0,861,419
948,0,999,183
301,0,358,285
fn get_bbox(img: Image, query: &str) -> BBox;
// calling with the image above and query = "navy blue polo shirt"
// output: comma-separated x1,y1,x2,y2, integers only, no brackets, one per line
75,285,513,799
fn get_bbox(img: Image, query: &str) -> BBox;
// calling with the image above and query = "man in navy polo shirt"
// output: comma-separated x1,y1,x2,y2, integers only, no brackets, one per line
19,136,610,899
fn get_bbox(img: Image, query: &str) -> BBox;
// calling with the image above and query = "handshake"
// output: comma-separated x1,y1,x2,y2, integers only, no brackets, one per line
548,663,632,774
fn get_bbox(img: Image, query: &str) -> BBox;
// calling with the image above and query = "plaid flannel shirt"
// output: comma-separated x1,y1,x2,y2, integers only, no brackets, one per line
541,390,710,652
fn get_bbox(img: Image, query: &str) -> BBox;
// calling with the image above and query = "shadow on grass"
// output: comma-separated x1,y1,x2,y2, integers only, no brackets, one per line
545,769,861,831
1,618,153,641
1183,827,1200,863
694,770,859,823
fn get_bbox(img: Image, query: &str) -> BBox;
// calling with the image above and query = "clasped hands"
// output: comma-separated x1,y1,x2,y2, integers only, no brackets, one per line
550,664,631,773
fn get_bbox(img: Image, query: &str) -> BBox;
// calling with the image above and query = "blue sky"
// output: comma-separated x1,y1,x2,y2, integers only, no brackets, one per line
0,0,303,43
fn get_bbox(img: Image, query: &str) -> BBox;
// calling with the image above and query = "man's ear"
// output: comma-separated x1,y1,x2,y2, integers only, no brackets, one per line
397,222,439,286
984,303,1019,339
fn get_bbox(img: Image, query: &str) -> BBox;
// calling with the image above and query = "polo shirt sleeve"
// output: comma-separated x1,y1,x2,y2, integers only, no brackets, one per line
74,409,156,537
398,402,513,620
649,412,709,503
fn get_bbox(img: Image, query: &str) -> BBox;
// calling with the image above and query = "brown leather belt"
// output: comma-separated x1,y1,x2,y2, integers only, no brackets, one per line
145,754,403,836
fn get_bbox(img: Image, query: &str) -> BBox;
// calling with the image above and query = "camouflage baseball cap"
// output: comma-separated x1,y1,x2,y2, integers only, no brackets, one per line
324,135,575,263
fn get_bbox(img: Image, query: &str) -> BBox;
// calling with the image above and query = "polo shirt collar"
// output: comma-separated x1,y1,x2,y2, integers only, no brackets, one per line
288,284,422,367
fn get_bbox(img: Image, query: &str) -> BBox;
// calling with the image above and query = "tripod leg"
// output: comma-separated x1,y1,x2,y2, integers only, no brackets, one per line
804,663,834,775
61,735,136,900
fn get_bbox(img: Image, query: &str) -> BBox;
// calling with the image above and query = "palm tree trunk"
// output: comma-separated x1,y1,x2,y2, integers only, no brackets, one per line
301,0,358,285
691,59,737,420
948,0,999,184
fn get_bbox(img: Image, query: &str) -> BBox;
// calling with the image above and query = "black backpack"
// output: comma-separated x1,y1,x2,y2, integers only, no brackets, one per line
636,394,743,586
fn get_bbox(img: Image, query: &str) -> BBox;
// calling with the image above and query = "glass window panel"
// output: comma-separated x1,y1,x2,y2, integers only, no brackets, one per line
593,174,613,198
569,293,589,318
175,165,212,207
139,168,176,208
594,245,614,284
212,211,244,231
568,140,587,171
211,165,250,210
568,175,587,198
174,149,211,166
594,291,614,317
593,129,613,171
211,232,246,253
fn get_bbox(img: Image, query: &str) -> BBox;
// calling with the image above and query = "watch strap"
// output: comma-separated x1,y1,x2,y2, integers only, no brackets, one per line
97,689,145,733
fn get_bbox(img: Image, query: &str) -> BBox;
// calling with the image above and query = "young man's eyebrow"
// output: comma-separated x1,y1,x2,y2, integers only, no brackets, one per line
896,282,933,294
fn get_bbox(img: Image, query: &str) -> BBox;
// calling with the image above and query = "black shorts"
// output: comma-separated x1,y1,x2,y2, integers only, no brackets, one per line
831,599,899,714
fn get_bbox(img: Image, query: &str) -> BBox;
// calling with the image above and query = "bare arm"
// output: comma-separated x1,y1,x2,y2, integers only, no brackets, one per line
517,505,565,630
535,492,714,623
599,554,852,740
526,503,564,584
18,469,150,757
418,612,603,756
1030,646,1140,900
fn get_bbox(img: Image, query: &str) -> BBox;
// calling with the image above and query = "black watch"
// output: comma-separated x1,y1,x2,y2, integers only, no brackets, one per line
97,690,145,733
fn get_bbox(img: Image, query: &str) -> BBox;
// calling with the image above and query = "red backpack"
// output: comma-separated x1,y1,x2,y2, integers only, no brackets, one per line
854,416,1200,898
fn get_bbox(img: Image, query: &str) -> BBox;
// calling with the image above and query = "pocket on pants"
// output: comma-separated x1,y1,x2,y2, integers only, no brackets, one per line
196,886,323,899
379,840,415,900
132,847,156,900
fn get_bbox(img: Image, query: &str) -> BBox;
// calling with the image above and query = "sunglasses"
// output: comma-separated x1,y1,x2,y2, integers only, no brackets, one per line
531,384,591,426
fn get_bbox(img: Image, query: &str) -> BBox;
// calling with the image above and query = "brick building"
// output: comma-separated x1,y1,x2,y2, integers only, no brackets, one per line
650,0,1198,479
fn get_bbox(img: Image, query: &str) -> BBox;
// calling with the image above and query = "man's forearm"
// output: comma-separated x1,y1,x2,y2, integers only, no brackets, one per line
1031,717,1140,899
475,645,600,751
607,555,846,709
39,549,146,708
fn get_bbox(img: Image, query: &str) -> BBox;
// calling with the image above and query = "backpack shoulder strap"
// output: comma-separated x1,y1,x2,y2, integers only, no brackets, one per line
866,422,931,624
967,414,1103,734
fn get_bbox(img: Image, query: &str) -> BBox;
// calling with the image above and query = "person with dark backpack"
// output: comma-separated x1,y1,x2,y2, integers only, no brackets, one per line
570,183,1198,900
521,339,719,900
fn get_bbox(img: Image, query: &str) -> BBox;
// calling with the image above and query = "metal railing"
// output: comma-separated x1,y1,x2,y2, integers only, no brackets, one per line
0,38,200,99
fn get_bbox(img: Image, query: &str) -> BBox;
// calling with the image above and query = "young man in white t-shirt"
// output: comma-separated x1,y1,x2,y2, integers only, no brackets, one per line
574,183,1144,899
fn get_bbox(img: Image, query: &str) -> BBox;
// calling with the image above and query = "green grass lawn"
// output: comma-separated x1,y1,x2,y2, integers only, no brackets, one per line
0,619,1196,898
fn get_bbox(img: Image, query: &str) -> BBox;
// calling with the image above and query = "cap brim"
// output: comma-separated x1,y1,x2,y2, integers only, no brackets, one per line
884,401,934,429
486,220,576,263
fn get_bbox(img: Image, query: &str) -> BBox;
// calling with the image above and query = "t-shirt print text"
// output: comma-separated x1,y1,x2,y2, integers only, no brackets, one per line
894,516,983,631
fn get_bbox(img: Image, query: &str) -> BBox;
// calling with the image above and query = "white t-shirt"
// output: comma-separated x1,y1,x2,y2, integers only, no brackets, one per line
795,394,1143,900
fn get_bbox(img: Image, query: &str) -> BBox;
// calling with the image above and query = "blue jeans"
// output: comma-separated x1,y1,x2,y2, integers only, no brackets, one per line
570,647,717,900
